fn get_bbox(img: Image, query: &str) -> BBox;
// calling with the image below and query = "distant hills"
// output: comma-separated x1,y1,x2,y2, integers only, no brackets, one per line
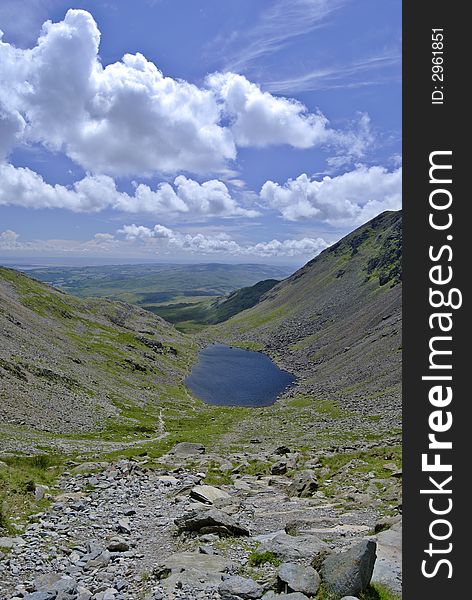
23,263,292,332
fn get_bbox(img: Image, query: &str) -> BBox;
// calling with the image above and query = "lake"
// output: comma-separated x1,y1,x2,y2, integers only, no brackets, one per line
185,343,295,407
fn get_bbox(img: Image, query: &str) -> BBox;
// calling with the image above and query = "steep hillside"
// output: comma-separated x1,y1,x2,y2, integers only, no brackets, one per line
0,268,197,439
208,278,280,324
213,210,402,420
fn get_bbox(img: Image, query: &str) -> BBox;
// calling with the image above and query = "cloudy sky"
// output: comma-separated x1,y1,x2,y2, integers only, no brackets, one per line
0,0,401,265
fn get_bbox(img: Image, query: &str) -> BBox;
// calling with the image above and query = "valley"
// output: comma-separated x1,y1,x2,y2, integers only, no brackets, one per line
0,211,402,600
23,264,291,333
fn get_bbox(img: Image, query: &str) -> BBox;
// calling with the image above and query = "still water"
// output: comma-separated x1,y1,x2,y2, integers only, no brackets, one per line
185,343,295,407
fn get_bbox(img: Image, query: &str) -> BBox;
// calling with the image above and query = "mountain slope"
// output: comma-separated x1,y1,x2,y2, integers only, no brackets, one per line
207,279,280,324
213,210,402,419
0,268,196,436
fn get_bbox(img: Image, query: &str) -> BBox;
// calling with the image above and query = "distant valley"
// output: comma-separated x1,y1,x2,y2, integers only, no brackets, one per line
24,263,292,332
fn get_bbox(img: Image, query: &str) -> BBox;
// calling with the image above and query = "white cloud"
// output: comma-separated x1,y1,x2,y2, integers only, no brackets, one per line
1,226,330,259
207,72,331,149
246,237,329,257
0,229,117,254
0,229,21,249
116,223,330,258
0,163,257,218
260,165,402,225
0,9,372,175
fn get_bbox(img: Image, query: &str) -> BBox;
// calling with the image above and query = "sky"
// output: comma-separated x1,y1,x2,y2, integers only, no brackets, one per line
0,0,401,266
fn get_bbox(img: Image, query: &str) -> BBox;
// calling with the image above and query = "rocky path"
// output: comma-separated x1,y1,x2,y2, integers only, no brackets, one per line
0,446,402,600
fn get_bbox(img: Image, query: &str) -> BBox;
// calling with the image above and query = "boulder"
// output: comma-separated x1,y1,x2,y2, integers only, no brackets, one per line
190,485,230,504
287,470,318,497
260,532,328,562
154,551,233,591
107,536,129,552
219,575,264,599
117,518,131,534
320,539,377,598
372,520,402,594
0,536,25,549
35,484,49,501
174,508,249,537
169,442,206,457
271,461,287,475
85,549,111,570
274,445,291,455
34,574,77,593
277,562,320,596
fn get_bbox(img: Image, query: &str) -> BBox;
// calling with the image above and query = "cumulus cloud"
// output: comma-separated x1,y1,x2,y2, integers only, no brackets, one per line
0,229,21,249
207,72,331,149
260,165,402,225
1,225,330,258
117,223,329,258
0,230,118,253
0,9,373,175
0,163,257,217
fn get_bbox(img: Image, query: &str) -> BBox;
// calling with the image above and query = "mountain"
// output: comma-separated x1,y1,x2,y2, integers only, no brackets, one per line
0,267,196,436
213,210,402,417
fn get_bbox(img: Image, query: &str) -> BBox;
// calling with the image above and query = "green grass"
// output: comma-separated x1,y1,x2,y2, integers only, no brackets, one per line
247,550,281,567
317,446,402,498
317,583,400,600
0,454,65,533
202,460,233,486
361,583,402,600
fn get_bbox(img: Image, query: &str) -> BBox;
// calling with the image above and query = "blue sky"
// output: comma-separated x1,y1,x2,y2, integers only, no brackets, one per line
0,0,401,265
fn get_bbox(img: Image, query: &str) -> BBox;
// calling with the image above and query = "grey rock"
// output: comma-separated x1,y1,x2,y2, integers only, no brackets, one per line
274,446,291,455
84,549,111,570
155,551,232,591
117,518,131,534
190,485,230,504
76,587,92,600
0,536,25,549
107,536,129,552
277,562,320,596
321,539,377,598
23,594,57,600
287,470,318,497
155,551,232,576
174,508,249,536
340,597,360,600
270,461,287,475
218,575,263,599
169,442,206,457
34,574,77,593
260,532,328,562
35,484,49,501
372,520,402,594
